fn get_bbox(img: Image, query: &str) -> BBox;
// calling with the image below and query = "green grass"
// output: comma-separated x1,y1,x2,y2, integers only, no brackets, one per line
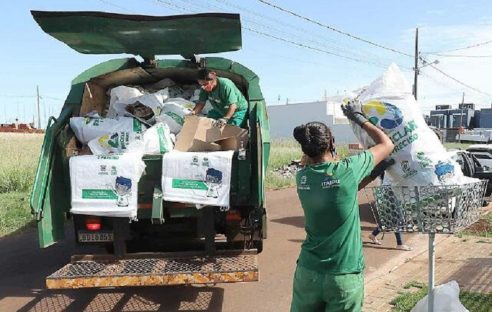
0,192,35,237
0,133,43,193
266,139,349,189
0,133,43,237
457,213,492,238
391,281,492,312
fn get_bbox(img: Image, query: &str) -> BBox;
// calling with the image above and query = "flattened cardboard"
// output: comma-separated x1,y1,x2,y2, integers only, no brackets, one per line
175,116,248,152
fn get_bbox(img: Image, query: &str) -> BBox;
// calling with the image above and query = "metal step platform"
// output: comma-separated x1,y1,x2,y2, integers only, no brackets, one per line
46,251,258,289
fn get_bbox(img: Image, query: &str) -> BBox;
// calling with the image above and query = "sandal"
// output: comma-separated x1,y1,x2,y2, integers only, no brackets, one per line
396,244,412,251
368,234,382,245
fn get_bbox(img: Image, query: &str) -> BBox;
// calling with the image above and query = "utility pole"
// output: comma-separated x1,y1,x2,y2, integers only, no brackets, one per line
36,85,41,129
413,28,419,100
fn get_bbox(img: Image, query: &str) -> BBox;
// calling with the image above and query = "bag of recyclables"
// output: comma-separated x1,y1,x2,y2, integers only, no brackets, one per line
108,86,169,118
411,280,469,312
155,98,193,134
162,151,234,208
69,153,146,219
346,64,476,187
70,116,145,145
142,122,174,155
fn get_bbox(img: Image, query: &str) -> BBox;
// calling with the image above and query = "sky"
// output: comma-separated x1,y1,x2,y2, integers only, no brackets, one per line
1,0,492,127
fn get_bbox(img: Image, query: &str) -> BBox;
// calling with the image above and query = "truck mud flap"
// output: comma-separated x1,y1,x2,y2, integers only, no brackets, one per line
46,250,258,289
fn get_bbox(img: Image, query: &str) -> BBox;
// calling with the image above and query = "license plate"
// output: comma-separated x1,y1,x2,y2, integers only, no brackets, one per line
78,231,113,242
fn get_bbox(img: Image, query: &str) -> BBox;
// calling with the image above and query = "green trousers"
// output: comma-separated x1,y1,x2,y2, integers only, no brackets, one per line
290,265,364,312
207,109,247,128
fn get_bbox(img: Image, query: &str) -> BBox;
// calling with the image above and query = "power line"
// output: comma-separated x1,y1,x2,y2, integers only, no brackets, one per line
152,0,393,69
427,64,492,97
256,0,413,57
426,39,492,54
424,53,492,58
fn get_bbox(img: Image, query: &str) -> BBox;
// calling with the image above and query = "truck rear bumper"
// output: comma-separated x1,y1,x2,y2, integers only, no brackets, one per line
46,250,258,289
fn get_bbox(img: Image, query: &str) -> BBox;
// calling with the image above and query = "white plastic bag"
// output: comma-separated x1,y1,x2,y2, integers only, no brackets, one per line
70,116,145,145
107,86,144,117
69,153,146,218
411,281,469,312
162,151,234,207
348,64,475,186
142,122,174,155
156,99,192,134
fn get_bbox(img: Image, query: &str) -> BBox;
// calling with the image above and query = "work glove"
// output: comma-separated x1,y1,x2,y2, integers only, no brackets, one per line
213,118,229,128
370,158,395,180
341,100,369,127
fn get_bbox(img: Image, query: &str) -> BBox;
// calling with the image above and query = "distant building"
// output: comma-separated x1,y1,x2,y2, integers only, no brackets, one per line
429,103,476,129
266,98,358,143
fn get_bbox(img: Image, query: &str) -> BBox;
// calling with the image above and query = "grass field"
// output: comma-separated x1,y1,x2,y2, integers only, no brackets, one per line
390,281,492,312
0,133,43,237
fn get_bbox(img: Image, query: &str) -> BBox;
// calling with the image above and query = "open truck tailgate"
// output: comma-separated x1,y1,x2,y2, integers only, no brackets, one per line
46,251,258,289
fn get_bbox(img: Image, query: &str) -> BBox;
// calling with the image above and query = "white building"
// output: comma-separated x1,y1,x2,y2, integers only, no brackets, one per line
267,97,358,144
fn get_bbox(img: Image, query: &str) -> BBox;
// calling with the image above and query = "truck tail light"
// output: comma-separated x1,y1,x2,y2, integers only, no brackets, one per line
226,210,242,222
85,216,102,231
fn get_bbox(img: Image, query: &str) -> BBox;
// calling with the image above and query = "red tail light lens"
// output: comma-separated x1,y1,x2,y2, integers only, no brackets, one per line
85,217,102,231
226,210,242,222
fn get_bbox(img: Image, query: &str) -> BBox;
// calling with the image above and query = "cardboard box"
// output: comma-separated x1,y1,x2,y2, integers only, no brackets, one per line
175,116,248,152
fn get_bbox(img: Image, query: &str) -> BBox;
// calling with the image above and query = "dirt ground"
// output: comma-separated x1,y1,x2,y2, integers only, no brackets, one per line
0,188,422,312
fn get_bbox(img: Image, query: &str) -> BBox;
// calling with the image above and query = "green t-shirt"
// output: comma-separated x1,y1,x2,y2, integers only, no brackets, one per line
198,77,248,115
296,151,375,274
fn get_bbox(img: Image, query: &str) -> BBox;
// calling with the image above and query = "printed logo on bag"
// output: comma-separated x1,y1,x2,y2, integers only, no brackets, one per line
111,166,117,175
202,157,210,167
400,160,418,178
434,161,455,183
205,168,223,198
298,175,310,191
362,101,403,130
99,165,108,175
191,156,199,166
84,117,103,126
113,176,132,207
416,152,432,169
321,173,340,189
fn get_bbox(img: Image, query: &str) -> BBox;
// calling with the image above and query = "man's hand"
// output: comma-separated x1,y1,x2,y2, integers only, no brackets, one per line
213,118,229,128
341,100,369,127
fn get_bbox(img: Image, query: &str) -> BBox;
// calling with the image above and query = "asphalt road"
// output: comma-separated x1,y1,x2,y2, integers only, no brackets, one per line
0,188,419,312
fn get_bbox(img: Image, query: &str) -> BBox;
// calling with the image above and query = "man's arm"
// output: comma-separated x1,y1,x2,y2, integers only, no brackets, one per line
223,104,237,119
192,102,206,115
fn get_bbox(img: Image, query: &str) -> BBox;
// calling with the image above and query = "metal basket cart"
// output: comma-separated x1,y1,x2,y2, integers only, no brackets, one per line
365,180,488,312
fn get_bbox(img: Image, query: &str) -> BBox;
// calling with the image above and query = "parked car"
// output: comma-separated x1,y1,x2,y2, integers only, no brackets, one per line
448,149,492,196
466,144,492,168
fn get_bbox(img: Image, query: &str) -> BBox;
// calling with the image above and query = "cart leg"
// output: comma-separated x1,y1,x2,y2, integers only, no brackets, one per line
428,233,435,312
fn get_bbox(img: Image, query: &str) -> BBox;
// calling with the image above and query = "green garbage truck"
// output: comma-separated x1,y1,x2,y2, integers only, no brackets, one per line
30,11,270,289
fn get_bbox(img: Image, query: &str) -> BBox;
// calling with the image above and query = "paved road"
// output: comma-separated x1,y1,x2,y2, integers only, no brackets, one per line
0,188,420,312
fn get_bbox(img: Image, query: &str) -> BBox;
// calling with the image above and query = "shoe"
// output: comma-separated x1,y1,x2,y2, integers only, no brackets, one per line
368,234,382,245
396,244,412,251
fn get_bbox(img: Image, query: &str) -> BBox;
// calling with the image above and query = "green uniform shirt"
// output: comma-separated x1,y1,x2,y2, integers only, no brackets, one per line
198,77,248,116
296,151,374,274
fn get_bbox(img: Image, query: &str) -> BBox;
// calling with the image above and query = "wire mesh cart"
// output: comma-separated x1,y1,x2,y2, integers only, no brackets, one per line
366,180,488,312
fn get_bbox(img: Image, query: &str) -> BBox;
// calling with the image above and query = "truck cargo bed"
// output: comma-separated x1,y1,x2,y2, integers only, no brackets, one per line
46,250,258,289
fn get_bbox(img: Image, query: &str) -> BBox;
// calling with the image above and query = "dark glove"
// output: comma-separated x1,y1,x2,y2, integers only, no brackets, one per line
341,100,369,127
370,158,395,179
213,118,229,128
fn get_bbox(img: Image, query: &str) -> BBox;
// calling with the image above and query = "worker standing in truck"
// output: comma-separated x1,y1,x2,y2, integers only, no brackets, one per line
290,100,394,312
191,68,248,128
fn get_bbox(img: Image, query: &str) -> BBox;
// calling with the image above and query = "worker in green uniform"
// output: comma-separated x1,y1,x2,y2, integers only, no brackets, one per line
290,100,394,312
191,68,248,128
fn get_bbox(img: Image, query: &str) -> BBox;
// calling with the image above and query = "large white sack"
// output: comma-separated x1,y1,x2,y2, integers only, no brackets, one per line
107,86,144,117
348,64,475,186
108,86,169,117
70,116,145,145
69,153,146,218
87,130,145,155
162,151,234,208
411,281,469,312
142,122,174,155
156,99,192,134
